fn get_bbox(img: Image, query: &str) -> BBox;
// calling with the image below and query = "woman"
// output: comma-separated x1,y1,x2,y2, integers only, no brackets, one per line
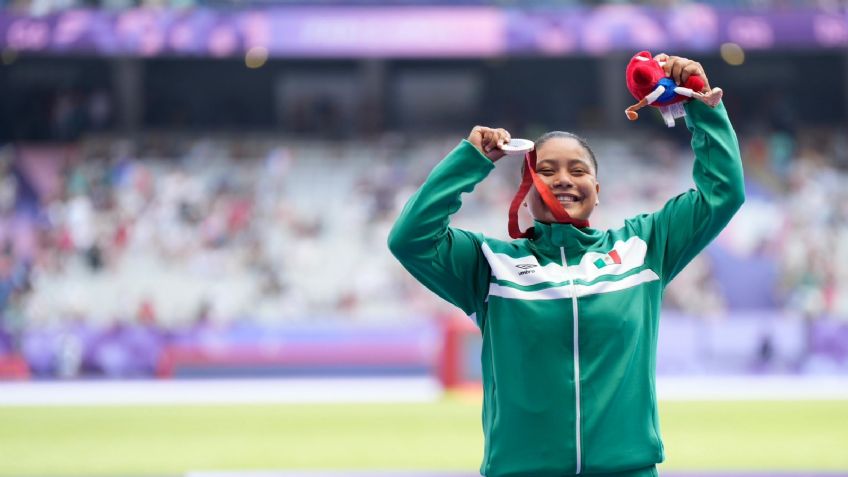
388,55,744,477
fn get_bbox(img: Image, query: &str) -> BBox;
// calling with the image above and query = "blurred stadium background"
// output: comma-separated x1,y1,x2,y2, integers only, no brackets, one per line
0,0,847,475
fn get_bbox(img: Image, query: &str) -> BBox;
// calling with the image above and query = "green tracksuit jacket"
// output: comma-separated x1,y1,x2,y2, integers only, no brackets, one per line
388,100,745,477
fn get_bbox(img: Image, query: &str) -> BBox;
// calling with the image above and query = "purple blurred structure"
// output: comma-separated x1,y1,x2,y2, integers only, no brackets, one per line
19,319,161,377
157,320,438,379
0,6,845,58
3,312,847,380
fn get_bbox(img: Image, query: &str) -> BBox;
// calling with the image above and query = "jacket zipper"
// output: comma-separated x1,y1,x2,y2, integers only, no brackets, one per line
561,246,582,474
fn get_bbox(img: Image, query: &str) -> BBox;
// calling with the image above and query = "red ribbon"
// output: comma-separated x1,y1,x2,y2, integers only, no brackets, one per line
508,149,590,239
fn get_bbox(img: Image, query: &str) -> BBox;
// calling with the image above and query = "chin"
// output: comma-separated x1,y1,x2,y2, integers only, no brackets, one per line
563,209,587,221
568,212,590,222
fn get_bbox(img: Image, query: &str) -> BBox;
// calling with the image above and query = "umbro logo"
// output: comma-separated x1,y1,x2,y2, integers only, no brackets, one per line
515,263,538,276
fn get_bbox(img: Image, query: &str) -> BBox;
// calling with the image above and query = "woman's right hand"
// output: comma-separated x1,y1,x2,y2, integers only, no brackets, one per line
467,126,511,163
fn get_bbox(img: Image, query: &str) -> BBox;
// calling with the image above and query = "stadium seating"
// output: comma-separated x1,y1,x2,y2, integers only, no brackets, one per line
2,126,848,378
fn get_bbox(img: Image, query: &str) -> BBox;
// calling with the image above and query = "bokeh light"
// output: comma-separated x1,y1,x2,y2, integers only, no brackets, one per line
720,42,745,65
244,46,268,69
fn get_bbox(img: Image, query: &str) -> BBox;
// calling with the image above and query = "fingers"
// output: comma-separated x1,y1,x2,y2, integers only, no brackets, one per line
502,129,512,146
481,128,497,151
671,59,686,86
694,64,711,91
659,55,709,89
467,126,512,160
482,128,511,151
681,62,706,88
468,125,485,148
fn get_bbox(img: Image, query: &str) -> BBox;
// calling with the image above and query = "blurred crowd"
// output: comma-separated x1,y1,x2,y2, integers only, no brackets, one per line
1,121,847,376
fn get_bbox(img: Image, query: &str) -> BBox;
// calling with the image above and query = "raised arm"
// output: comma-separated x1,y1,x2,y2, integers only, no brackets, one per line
387,127,510,317
645,98,745,284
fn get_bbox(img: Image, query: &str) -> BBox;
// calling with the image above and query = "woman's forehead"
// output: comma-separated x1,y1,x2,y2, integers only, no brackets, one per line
536,137,591,161
536,142,593,170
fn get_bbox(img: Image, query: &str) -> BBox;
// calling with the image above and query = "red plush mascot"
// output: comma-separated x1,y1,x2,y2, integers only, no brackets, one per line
625,51,723,127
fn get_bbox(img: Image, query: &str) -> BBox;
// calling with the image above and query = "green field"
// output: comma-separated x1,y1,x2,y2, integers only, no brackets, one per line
1,398,847,476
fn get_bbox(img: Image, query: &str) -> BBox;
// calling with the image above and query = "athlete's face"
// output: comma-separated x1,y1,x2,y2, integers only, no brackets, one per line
527,137,600,223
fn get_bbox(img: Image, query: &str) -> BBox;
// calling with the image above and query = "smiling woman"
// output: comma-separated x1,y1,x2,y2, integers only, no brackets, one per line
388,55,744,477
524,131,600,224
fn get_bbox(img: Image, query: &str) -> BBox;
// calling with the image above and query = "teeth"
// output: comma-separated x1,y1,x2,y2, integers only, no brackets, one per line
556,195,580,203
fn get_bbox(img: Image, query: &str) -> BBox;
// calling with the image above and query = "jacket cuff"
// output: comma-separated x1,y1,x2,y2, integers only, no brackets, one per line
452,139,497,173
684,99,728,129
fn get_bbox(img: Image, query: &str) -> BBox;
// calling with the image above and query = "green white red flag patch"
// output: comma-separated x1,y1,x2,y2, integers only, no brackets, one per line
593,250,621,269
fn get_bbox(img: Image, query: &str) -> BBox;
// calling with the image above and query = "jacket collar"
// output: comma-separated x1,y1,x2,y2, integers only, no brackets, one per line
532,220,604,252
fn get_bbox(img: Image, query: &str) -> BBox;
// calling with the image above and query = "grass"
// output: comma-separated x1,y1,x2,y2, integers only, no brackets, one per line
660,401,848,471
0,398,846,476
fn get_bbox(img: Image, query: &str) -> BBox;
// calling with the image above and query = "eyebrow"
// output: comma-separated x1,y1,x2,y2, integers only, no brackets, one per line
536,158,593,169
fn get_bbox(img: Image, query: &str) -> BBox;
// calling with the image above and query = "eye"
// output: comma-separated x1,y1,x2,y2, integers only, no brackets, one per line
537,169,555,176
571,168,586,175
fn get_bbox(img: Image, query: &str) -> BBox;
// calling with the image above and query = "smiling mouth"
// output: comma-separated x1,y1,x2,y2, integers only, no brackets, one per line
555,194,582,205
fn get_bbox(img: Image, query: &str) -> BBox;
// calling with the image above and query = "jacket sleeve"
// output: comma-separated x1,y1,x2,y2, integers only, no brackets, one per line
637,100,746,285
387,140,494,317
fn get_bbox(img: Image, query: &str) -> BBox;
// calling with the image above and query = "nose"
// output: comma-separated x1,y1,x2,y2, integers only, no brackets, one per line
552,170,574,189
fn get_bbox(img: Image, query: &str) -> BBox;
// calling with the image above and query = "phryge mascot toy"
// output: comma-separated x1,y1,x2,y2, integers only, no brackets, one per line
625,51,723,127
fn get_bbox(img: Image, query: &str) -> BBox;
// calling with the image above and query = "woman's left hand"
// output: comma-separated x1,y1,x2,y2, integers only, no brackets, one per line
654,53,711,91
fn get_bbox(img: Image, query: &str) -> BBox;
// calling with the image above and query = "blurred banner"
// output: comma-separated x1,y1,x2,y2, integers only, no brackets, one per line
1,5,847,58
